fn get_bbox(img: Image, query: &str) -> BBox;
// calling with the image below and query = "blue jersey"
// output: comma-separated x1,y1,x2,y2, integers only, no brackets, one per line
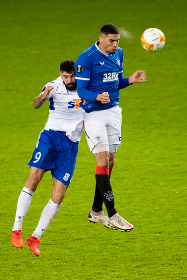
75,41,131,113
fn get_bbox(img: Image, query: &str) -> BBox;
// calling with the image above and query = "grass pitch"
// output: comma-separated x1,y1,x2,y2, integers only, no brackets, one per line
1,0,187,279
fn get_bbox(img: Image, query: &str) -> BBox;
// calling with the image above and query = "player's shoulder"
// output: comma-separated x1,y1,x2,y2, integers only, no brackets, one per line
77,43,97,62
50,76,62,85
41,77,63,93
48,76,64,88
43,76,60,87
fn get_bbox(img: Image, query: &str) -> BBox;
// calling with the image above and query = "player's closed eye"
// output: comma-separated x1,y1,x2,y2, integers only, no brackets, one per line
110,39,119,43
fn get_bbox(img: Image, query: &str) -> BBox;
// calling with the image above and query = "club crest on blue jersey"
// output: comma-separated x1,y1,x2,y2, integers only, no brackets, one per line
77,65,83,73
116,58,120,66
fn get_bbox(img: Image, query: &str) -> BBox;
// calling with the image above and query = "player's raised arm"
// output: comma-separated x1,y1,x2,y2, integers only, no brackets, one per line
33,86,54,109
128,70,147,84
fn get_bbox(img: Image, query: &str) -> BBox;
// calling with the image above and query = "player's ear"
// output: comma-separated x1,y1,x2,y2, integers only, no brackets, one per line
99,34,104,43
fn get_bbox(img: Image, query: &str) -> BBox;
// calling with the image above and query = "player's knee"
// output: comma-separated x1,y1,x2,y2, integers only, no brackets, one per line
52,181,67,204
26,167,44,190
109,157,115,169
95,153,110,166
109,152,115,168
60,191,66,201
52,192,65,205
92,143,109,154
25,176,40,191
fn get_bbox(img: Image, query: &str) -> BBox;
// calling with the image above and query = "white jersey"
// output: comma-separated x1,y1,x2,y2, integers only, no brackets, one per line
41,76,83,143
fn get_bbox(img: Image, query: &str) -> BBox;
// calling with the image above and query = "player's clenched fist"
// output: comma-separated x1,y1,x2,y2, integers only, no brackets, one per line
43,86,54,99
96,92,110,104
33,86,54,109
129,70,147,84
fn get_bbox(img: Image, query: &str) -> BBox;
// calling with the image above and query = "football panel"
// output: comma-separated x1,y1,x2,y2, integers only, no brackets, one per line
141,33,154,51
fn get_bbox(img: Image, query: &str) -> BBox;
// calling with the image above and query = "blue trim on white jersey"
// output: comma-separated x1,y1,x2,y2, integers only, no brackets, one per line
49,97,55,110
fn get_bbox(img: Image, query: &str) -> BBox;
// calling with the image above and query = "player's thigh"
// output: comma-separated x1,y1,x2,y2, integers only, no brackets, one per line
28,130,56,170
84,111,109,153
107,106,122,153
51,138,79,187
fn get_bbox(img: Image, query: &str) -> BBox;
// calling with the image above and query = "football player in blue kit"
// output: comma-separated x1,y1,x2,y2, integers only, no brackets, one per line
75,24,146,232
11,60,83,256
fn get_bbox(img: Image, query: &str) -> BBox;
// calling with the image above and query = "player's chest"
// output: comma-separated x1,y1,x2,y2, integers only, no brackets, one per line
51,93,82,110
52,92,79,103
92,55,121,78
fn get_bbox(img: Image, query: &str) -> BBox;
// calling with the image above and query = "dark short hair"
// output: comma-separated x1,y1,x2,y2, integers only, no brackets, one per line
100,24,119,35
60,60,75,73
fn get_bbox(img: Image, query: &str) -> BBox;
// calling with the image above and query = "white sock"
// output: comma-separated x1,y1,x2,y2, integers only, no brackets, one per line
12,187,34,231
32,199,61,239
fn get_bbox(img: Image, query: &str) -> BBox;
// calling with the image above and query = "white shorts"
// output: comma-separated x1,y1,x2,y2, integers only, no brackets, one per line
84,105,122,154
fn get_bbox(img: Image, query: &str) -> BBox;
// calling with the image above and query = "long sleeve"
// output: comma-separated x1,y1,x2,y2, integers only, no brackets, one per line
76,52,99,101
119,73,131,89
76,79,98,101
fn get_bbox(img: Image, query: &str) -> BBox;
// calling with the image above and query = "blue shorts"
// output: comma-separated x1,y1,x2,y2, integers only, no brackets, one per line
28,130,79,186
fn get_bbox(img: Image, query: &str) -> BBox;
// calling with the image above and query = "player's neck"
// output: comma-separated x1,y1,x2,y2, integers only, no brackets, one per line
96,41,109,56
98,44,106,53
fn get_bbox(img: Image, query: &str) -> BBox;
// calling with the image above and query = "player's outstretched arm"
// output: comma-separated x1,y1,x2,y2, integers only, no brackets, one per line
33,86,54,109
128,70,147,84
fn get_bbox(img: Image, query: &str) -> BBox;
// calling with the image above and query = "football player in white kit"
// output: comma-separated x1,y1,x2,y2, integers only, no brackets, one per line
11,60,83,256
